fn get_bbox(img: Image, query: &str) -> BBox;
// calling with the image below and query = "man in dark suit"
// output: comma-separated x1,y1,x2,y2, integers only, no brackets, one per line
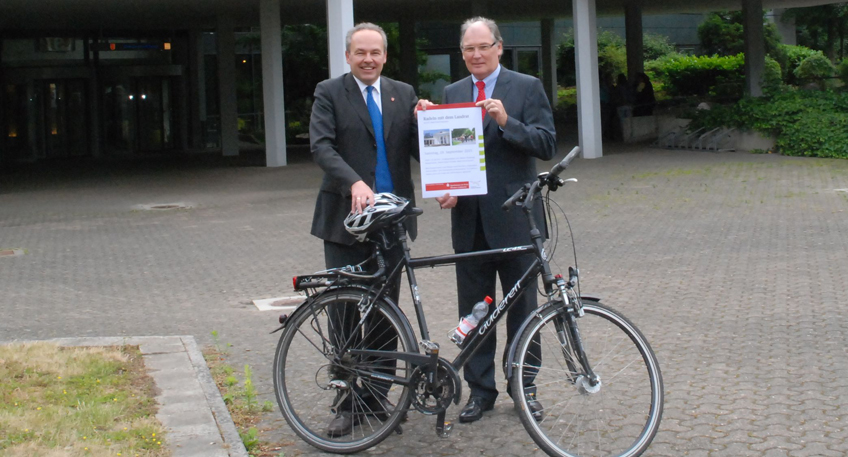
437,16,557,423
309,22,419,437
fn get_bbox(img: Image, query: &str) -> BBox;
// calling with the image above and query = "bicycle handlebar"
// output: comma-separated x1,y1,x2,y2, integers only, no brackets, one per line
549,146,581,180
502,146,581,211
502,184,531,211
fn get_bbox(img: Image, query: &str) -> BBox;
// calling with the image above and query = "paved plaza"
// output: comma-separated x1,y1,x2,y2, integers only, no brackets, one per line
2,141,848,456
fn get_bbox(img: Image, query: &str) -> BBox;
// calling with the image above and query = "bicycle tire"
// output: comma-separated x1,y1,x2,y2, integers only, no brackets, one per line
273,288,416,454
511,300,663,457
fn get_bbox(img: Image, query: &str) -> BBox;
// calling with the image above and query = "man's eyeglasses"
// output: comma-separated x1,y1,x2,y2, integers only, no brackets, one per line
461,42,498,54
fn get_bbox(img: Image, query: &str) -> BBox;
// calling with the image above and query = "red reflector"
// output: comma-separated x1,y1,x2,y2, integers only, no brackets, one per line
292,276,298,289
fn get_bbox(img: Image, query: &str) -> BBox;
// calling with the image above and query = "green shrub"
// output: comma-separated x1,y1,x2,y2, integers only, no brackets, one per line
794,54,836,89
698,10,782,57
557,30,627,86
688,89,848,158
643,33,677,61
839,58,848,87
772,44,823,85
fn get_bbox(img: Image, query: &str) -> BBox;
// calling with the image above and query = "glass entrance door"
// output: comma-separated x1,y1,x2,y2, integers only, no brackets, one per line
43,79,88,157
103,76,173,153
2,83,30,161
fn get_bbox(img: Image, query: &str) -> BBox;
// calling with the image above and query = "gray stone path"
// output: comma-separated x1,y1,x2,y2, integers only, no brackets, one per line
2,143,848,456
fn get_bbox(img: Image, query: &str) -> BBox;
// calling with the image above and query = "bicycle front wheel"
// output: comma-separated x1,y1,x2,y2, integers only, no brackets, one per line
511,300,663,457
273,288,415,454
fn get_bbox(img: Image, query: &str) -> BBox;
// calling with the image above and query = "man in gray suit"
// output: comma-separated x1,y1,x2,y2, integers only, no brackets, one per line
309,22,419,437
437,16,557,423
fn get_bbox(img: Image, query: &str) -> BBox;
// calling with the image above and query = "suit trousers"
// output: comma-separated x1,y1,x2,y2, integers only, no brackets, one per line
454,216,540,403
323,240,402,407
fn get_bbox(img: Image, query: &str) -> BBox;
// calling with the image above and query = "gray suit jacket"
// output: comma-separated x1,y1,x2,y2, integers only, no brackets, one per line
309,73,419,245
442,68,556,251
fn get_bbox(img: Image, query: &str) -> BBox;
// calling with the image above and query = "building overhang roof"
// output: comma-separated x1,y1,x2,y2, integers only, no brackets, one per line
0,0,837,31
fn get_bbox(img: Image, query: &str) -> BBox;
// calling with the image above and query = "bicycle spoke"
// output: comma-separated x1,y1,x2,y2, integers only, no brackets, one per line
512,304,662,457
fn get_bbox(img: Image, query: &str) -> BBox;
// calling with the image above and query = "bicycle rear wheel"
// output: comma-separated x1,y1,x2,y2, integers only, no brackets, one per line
511,300,663,457
273,288,415,454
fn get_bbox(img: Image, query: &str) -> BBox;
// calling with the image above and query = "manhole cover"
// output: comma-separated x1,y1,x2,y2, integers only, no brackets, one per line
134,202,194,211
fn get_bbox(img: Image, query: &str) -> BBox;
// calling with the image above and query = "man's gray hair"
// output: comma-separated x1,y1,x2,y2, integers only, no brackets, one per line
459,16,502,47
345,22,388,52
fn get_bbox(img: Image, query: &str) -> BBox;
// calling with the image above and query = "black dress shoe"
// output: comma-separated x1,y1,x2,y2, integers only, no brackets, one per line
326,411,357,437
458,396,494,423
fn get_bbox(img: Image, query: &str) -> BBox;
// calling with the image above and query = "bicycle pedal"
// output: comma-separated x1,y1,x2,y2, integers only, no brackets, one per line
436,421,453,438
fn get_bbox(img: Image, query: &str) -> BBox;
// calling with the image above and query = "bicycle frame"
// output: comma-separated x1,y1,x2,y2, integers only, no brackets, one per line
307,187,565,394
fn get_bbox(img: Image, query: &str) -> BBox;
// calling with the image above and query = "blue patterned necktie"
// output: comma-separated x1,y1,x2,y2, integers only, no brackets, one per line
366,86,394,193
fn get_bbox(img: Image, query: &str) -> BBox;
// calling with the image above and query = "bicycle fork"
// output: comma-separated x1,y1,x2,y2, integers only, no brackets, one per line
554,275,601,394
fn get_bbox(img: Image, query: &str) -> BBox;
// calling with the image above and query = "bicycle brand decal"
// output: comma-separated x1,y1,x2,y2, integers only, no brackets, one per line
478,280,522,336
502,246,527,252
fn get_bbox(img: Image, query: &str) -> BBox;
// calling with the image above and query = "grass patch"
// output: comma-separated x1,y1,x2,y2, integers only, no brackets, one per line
204,333,289,457
0,342,169,456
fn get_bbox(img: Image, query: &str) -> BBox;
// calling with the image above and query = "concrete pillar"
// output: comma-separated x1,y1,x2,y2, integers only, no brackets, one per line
216,15,239,156
260,0,287,167
624,1,644,81
769,9,796,45
742,0,765,97
327,0,353,78
188,29,206,149
573,0,603,159
541,18,558,108
399,13,419,91
86,36,101,157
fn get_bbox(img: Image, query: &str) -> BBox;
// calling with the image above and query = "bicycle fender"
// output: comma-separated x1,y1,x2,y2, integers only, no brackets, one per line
279,284,372,329
278,286,419,351
503,295,603,380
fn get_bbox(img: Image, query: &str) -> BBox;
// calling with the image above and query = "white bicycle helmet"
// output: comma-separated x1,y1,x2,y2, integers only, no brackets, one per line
344,193,409,242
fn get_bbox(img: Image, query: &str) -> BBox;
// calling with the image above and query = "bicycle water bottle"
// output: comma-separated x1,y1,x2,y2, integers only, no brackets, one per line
449,296,493,345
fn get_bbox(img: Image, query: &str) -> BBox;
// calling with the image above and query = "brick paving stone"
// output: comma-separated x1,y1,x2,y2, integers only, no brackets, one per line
2,143,848,456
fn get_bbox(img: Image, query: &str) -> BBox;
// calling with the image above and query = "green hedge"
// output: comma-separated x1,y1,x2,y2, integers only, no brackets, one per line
647,53,781,100
688,89,848,159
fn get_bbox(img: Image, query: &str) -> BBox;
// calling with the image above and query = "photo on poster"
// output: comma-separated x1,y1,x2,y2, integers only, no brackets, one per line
422,129,451,148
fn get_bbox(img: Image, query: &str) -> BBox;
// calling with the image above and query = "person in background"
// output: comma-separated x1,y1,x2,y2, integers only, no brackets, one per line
632,72,656,116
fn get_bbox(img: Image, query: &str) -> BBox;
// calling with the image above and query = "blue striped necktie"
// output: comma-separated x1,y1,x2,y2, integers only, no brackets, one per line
366,86,394,193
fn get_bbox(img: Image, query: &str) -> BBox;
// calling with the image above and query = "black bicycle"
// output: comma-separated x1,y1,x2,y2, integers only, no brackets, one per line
272,146,664,456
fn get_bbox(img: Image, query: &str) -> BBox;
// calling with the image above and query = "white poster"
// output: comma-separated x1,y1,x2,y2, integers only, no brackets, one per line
417,103,487,198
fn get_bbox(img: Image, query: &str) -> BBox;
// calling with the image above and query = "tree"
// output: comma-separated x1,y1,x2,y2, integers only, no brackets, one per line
786,3,848,61
557,30,677,87
697,10,782,57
